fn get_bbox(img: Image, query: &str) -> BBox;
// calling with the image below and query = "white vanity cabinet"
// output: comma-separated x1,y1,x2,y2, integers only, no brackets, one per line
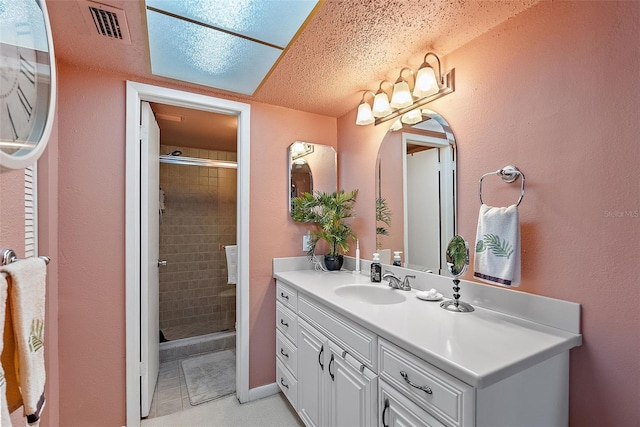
277,280,378,427
274,268,580,427
378,338,571,427
378,339,474,427
275,282,299,408
298,318,378,427
379,383,448,427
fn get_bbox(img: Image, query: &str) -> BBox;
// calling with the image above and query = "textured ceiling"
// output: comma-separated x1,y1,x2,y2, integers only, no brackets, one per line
49,0,540,118
47,0,539,148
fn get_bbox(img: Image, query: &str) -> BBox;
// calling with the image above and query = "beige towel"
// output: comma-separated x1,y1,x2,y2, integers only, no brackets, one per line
0,273,11,426
0,258,47,426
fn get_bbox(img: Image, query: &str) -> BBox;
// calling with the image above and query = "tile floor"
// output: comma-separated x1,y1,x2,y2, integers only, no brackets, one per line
146,349,237,419
142,392,303,427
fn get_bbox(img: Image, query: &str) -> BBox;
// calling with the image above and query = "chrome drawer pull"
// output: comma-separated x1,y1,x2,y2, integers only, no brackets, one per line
280,292,289,300
400,371,433,394
280,348,289,358
280,319,289,327
280,378,289,389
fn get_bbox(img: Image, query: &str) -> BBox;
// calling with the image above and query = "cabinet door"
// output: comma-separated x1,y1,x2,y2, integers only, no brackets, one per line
298,319,327,427
326,344,378,427
379,381,446,427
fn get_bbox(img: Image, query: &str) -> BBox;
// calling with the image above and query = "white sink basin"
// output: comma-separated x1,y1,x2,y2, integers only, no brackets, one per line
334,284,407,305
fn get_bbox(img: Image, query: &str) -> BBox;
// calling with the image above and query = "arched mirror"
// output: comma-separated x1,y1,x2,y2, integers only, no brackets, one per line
375,109,456,274
289,141,337,212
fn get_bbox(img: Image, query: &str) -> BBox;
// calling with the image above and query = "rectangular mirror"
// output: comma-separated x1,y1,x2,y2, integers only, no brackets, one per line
288,141,337,212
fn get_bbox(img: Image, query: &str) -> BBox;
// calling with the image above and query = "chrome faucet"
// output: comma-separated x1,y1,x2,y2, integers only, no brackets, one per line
382,271,415,291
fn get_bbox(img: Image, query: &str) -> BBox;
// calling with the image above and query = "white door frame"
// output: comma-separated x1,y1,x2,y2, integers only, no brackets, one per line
125,81,250,426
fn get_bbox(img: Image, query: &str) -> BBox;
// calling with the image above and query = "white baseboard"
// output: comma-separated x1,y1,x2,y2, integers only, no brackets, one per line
247,382,279,401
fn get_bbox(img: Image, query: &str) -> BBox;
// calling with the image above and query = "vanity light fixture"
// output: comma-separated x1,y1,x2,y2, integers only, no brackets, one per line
413,52,443,98
390,68,414,109
372,81,393,117
355,91,376,125
355,52,454,126
390,119,403,131
400,108,423,125
290,141,315,160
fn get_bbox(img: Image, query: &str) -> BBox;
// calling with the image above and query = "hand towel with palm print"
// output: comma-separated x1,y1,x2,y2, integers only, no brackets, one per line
474,204,521,286
0,258,47,426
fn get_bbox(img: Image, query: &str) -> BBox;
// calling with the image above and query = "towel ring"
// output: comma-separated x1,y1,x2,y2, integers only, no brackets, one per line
479,165,525,207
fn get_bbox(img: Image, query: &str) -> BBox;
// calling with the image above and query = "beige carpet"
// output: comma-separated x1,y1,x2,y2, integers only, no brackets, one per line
181,350,236,406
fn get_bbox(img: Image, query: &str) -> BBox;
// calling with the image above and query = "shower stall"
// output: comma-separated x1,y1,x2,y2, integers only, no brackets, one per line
157,144,237,343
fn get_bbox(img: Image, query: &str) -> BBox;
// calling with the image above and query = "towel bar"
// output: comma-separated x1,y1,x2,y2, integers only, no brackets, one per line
478,165,525,207
0,248,50,277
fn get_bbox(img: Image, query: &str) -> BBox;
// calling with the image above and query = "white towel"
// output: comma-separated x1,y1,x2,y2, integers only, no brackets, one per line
225,245,237,285
0,273,11,426
159,187,165,213
474,204,521,287
0,258,47,426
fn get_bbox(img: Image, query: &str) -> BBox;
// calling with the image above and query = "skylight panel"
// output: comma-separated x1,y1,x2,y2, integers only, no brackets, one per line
145,0,319,95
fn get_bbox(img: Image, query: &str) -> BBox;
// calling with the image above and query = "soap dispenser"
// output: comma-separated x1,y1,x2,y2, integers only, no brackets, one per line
371,253,381,282
393,251,402,267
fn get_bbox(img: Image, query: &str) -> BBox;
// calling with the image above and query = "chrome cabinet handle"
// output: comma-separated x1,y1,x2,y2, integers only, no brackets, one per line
318,345,324,370
157,259,167,267
280,348,289,358
400,371,433,394
280,378,289,389
382,398,390,427
280,292,289,300
280,319,288,327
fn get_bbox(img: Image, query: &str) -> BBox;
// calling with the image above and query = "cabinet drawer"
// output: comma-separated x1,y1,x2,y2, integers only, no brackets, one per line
276,280,298,312
380,380,446,427
276,358,298,410
276,301,298,345
379,339,475,427
299,295,377,369
276,330,297,378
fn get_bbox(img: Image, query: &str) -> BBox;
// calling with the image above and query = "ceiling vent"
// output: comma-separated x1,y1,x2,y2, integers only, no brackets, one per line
79,1,131,44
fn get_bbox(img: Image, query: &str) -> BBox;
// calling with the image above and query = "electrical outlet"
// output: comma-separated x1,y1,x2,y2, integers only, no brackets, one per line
303,233,311,251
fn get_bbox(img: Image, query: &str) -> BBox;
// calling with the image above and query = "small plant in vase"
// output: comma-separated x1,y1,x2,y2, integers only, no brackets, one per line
291,189,358,271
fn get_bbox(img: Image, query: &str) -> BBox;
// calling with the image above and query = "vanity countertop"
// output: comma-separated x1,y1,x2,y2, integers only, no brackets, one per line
273,268,582,389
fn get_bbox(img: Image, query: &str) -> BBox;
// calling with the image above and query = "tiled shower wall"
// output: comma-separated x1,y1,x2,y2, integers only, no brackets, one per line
158,145,237,339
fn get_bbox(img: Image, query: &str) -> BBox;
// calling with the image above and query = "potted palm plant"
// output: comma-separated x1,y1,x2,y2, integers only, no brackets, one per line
291,189,358,271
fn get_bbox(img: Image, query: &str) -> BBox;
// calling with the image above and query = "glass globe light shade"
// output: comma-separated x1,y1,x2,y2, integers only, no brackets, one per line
355,101,375,125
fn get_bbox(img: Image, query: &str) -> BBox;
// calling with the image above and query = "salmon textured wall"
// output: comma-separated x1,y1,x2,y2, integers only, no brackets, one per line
338,2,639,425
249,103,337,388
55,63,337,424
57,65,128,425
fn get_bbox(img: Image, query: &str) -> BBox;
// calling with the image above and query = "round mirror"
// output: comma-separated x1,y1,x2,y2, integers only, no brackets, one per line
375,109,456,274
441,234,474,312
445,235,469,278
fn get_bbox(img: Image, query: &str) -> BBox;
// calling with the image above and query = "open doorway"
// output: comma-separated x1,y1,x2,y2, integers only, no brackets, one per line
125,82,251,427
147,103,239,419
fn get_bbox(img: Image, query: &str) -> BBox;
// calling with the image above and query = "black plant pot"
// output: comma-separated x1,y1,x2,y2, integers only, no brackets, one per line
323,254,344,271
